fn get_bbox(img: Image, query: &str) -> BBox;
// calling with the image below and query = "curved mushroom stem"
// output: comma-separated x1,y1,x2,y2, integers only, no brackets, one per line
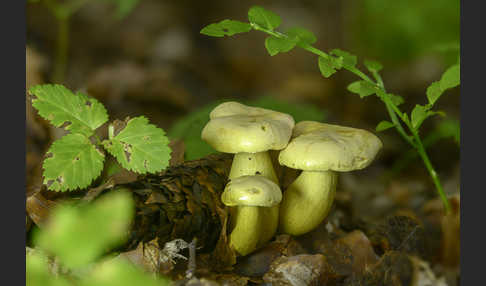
227,151,280,255
279,170,337,236
228,206,262,256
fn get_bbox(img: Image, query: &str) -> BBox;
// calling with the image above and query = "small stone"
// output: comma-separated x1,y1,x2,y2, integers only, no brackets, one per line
263,254,331,286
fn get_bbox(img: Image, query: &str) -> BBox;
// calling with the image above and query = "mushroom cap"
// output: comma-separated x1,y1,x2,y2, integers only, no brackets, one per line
221,175,282,207
278,121,383,172
201,102,295,153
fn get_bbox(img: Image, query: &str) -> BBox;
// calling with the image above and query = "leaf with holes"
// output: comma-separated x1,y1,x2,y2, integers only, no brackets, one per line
318,56,342,78
200,19,252,37
29,84,108,137
43,134,105,191
248,6,281,30
102,116,171,173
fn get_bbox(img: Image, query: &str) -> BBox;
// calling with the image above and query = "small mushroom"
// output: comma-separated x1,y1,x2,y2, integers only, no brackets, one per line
201,101,295,182
201,102,295,252
221,175,282,256
278,121,382,236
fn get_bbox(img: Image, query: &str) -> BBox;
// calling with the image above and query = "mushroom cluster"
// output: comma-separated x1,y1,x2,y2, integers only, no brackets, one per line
201,102,383,256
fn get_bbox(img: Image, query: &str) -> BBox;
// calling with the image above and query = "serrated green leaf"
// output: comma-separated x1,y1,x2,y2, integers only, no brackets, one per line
43,134,105,191
265,36,296,56
286,27,317,46
248,6,281,30
347,81,377,98
364,59,383,72
440,63,460,90
376,120,395,132
411,104,433,129
103,116,171,174
34,191,134,269
318,56,342,78
200,19,252,37
330,49,357,68
388,93,405,106
29,84,108,137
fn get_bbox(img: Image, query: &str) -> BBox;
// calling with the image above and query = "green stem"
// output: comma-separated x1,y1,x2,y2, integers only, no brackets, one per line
252,24,450,213
43,0,94,83
411,129,451,213
52,15,69,83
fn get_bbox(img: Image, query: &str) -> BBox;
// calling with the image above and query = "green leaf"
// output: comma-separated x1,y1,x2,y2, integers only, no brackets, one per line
29,84,108,137
43,134,105,191
248,6,281,30
34,191,134,269
81,259,168,286
286,27,317,46
265,36,296,56
103,116,171,174
426,81,443,106
426,63,460,106
388,93,405,106
364,59,383,72
318,56,342,78
330,49,357,68
411,104,434,129
376,120,395,132
200,20,252,37
263,27,316,56
347,80,377,98
439,63,460,90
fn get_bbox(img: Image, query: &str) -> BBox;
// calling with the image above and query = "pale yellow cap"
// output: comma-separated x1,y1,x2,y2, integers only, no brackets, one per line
221,175,282,207
201,102,295,153
279,121,383,172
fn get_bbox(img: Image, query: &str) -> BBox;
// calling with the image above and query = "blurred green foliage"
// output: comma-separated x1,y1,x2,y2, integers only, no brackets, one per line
33,191,134,268
168,96,327,160
350,0,460,64
27,190,170,286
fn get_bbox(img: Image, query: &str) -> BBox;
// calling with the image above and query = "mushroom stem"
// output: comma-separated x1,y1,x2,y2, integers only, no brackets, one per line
228,206,262,256
257,205,279,247
227,151,280,254
229,152,278,182
279,170,338,236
